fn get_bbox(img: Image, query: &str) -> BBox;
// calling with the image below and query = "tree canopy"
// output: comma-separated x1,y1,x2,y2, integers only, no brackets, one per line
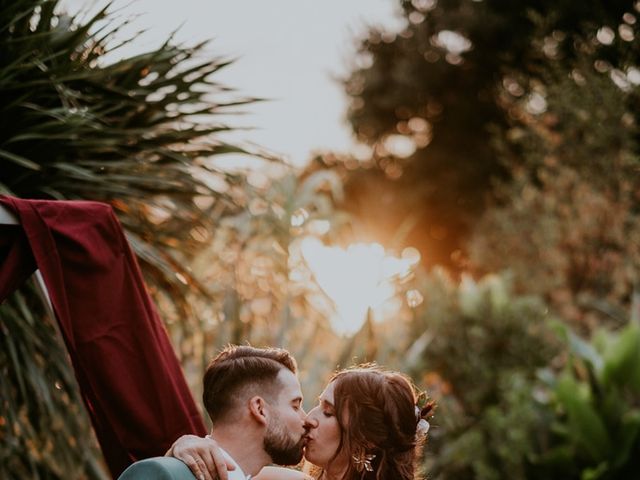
338,0,639,269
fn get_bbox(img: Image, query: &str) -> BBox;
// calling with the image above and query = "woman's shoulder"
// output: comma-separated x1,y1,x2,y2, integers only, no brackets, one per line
254,466,314,480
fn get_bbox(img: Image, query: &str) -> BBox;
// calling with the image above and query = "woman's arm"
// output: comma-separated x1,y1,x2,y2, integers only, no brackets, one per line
166,434,235,480
254,466,313,480
166,435,312,480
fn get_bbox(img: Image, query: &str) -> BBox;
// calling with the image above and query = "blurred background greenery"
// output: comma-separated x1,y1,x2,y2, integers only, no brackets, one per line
1,0,639,479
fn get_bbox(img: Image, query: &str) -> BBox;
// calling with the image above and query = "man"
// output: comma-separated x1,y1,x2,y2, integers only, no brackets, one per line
166,345,308,480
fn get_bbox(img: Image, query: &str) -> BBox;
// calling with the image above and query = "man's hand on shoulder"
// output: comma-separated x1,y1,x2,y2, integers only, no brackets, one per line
165,434,235,480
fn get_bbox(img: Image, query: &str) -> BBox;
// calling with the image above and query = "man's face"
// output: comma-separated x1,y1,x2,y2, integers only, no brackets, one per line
263,368,307,465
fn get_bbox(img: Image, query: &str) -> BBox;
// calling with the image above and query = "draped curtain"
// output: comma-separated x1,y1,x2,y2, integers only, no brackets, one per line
0,196,206,478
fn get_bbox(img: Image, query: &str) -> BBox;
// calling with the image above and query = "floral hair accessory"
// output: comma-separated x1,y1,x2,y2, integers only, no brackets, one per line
415,395,436,441
414,405,430,439
352,451,376,472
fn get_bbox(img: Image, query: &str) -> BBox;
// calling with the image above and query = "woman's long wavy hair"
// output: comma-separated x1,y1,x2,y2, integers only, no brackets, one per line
322,365,434,480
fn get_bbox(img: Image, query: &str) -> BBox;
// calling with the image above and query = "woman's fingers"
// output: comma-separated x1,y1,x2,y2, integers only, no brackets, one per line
197,456,215,480
207,439,236,480
206,448,227,480
181,453,207,480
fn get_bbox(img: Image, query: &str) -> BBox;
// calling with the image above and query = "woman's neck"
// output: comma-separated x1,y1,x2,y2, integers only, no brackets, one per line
321,465,347,480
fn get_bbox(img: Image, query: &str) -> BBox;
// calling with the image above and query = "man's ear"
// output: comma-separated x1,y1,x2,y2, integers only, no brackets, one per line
248,396,269,426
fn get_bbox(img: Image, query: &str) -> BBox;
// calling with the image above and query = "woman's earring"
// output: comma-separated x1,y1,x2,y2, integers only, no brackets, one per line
352,451,375,472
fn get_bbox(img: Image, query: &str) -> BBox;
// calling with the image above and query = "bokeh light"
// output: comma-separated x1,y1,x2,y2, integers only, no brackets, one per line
301,237,420,335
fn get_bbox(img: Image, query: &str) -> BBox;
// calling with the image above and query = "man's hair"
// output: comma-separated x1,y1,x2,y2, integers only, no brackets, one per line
202,345,297,424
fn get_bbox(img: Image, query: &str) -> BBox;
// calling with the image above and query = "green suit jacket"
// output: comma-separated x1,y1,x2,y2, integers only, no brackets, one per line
118,457,196,480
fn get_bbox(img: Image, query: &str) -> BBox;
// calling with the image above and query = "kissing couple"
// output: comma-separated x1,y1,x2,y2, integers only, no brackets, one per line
124,345,434,480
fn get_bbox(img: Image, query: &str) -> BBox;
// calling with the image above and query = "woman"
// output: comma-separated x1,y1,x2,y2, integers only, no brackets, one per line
172,364,434,480
295,365,434,480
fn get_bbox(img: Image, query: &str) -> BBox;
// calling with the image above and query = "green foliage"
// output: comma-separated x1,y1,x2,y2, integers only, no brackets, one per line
0,286,107,479
469,17,640,330
533,317,640,479
406,271,557,480
406,274,640,480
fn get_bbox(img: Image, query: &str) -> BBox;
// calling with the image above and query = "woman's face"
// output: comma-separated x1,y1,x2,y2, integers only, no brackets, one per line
304,381,349,474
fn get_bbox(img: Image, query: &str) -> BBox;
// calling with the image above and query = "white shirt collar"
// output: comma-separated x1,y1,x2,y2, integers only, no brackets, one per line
219,447,251,480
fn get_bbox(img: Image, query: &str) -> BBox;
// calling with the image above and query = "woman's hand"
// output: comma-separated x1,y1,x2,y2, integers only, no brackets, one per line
165,434,235,480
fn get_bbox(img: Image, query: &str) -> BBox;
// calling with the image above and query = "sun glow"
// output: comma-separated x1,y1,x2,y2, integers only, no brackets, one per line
300,238,420,336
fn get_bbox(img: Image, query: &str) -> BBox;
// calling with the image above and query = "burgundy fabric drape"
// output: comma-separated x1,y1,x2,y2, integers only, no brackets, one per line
0,196,206,478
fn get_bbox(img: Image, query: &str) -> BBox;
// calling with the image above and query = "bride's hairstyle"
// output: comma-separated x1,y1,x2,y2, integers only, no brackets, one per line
327,365,433,480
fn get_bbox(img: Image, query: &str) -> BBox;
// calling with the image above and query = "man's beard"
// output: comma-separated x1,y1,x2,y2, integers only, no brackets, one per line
263,416,305,466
